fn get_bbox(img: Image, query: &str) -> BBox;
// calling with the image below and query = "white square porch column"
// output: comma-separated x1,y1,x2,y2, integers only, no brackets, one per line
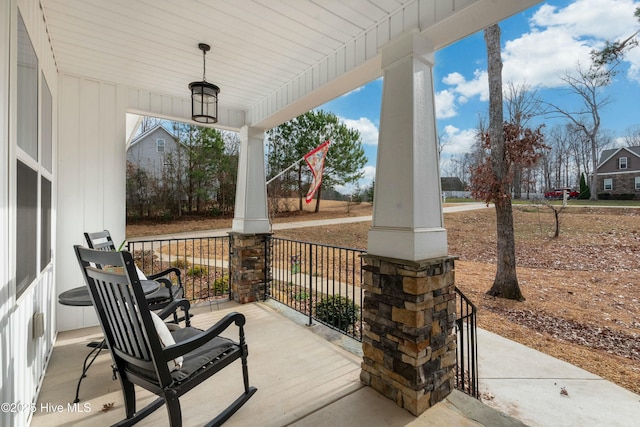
368,32,447,261
232,125,270,234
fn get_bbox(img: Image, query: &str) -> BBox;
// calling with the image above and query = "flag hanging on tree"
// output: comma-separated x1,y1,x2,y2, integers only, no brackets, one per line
303,140,330,204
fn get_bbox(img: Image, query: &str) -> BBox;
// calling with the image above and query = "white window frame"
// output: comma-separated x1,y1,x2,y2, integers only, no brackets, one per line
15,11,42,299
157,139,165,153
635,177,640,190
619,157,628,169
603,178,613,191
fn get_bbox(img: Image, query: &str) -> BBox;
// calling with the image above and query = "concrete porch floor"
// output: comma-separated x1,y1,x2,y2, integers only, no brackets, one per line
32,300,524,427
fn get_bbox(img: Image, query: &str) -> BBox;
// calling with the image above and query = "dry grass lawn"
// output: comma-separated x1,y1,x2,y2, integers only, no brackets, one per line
127,199,640,394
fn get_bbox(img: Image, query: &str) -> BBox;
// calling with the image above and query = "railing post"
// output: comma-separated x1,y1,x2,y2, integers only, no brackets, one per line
263,236,270,301
308,243,313,326
453,287,479,398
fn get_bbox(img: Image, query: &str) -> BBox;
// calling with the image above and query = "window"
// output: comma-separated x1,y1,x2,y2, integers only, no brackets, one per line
157,139,165,153
17,12,38,160
41,75,52,172
603,178,613,191
41,177,52,270
15,11,53,298
619,157,628,169
16,161,38,297
635,177,640,190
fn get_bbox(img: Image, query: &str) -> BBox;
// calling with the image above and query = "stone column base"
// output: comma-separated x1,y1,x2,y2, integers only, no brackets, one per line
229,232,270,303
360,255,457,416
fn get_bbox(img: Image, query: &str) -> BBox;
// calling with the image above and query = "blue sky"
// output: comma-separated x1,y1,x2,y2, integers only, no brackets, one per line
319,0,640,191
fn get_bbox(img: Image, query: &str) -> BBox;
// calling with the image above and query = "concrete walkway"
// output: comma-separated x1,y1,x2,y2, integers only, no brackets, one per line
129,202,492,242
269,300,640,427
477,328,640,427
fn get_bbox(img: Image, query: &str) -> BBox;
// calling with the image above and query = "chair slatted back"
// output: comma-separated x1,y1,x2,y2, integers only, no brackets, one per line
74,246,172,383
84,230,117,251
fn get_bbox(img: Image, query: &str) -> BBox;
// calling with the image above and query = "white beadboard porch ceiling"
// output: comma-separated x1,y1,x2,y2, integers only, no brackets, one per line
40,0,541,129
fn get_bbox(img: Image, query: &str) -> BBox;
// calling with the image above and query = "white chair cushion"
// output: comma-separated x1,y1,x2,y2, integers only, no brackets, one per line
135,266,148,280
149,311,183,371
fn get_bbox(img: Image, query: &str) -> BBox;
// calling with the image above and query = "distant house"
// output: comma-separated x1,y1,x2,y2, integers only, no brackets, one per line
596,146,640,199
441,177,465,191
126,124,182,178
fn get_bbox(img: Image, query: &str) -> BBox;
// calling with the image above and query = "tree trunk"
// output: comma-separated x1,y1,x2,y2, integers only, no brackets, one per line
489,197,524,300
553,206,560,237
589,138,599,201
513,165,522,199
484,24,525,301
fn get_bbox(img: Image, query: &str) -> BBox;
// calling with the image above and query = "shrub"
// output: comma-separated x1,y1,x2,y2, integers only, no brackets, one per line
315,295,359,331
617,194,636,200
187,265,208,277
294,291,309,301
213,274,229,294
579,173,591,199
172,258,190,269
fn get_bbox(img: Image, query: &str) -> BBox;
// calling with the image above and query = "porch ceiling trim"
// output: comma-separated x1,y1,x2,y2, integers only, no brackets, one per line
41,0,541,130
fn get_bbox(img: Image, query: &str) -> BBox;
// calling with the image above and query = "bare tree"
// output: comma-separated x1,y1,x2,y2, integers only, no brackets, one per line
622,124,640,146
544,125,574,189
546,64,612,201
482,24,524,301
504,82,544,198
140,116,161,133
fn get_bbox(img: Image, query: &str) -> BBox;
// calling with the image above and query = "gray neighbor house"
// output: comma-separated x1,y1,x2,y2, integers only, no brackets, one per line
126,124,182,179
596,146,640,199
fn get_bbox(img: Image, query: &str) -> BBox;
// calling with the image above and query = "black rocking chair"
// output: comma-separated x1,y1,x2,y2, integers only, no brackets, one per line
84,230,188,324
74,245,256,426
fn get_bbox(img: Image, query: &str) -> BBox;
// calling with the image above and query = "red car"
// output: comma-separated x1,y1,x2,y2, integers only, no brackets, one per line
544,188,579,199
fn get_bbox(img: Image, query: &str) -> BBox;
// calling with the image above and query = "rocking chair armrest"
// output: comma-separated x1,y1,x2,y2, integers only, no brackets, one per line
147,267,182,283
156,298,191,321
163,312,246,360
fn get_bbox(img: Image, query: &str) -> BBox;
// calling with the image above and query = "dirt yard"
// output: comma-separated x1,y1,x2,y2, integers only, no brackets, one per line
127,200,640,394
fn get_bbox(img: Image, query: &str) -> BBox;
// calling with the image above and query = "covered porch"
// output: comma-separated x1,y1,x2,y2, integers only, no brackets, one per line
32,300,515,427
2,1,543,426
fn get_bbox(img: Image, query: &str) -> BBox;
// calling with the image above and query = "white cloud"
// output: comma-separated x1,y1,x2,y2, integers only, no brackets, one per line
531,0,639,40
506,0,640,88
627,47,640,83
442,70,488,97
440,125,477,157
502,27,592,88
340,85,365,97
334,165,376,194
435,90,457,119
362,165,376,182
442,72,466,85
439,0,640,111
340,116,379,146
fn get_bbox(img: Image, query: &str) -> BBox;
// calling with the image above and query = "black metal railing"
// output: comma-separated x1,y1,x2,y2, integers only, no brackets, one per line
454,286,479,398
267,236,365,341
127,236,232,303
127,234,478,397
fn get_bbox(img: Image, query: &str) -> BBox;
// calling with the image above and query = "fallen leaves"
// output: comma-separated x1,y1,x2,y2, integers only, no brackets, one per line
101,402,115,412
486,307,640,361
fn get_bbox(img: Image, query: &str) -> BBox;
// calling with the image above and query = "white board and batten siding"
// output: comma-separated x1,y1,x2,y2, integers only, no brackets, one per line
2,1,58,426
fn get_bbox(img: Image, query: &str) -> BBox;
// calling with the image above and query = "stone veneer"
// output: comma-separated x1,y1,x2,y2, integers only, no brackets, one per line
229,232,270,304
360,255,457,416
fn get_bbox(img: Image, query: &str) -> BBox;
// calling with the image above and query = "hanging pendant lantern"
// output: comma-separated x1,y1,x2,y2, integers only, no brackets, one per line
189,43,220,124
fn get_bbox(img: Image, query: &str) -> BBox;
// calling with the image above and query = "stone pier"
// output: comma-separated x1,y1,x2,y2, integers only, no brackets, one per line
229,232,270,304
360,255,457,416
